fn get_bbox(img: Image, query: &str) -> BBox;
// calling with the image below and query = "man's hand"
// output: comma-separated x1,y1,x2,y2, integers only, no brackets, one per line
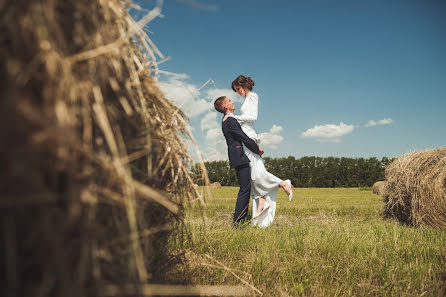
223,114,234,121
258,145,264,157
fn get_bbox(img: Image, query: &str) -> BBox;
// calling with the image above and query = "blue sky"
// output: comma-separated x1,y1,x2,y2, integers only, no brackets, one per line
131,0,446,160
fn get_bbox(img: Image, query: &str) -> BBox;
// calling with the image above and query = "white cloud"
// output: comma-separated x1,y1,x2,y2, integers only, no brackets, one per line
201,113,225,161
158,76,237,119
365,120,376,127
259,124,284,150
184,126,226,162
301,122,354,143
158,77,210,118
205,88,243,103
204,127,226,161
365,118,393,127
201,112,220,131
379,118,393,125
205,127,221,141
204,146,227,161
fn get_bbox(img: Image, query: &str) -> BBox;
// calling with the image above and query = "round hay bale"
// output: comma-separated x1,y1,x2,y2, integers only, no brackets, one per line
210,182,222,189
372,181,387,195
0,1,201,296
383,148,446,227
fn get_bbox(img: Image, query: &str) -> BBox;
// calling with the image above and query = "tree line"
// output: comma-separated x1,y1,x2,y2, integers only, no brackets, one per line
192,156,394,188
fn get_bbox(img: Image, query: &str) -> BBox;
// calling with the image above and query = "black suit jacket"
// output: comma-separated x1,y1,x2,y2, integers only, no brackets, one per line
222,117,260,168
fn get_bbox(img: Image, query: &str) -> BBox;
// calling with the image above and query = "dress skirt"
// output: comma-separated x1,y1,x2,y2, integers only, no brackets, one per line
243,143,282,228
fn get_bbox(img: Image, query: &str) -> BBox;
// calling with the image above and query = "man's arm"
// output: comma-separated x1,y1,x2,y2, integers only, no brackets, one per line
227,118,261,154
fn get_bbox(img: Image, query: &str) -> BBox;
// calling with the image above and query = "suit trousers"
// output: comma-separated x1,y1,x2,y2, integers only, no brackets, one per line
233,163,251,226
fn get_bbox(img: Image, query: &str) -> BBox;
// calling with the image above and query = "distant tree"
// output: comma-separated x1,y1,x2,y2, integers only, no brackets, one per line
194,156,391,187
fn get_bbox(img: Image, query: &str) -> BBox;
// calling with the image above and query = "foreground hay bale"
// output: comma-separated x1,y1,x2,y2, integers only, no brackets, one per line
373,181,387,195
210,182,222,189
383,148,446,227
0,1,202,296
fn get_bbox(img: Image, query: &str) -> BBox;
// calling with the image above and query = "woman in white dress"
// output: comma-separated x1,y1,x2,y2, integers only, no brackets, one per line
225,75,293,228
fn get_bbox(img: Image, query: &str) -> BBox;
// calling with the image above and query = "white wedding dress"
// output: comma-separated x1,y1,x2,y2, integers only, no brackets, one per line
234,92,283,228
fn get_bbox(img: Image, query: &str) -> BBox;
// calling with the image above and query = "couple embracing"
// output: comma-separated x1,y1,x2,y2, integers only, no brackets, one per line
214,75,293,228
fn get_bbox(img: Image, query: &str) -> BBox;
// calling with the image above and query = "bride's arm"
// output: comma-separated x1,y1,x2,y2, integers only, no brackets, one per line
234,93,258,123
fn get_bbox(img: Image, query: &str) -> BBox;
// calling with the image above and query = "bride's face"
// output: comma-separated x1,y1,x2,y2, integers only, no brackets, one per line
234,85,248,97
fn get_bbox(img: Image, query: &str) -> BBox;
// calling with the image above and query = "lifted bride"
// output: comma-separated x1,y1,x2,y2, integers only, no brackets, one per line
224,75,293,228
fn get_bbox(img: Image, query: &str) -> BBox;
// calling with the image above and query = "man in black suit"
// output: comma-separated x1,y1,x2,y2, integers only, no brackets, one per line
214,96,264,226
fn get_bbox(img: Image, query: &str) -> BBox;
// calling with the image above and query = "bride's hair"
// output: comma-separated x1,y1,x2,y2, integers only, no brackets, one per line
231,75,255,92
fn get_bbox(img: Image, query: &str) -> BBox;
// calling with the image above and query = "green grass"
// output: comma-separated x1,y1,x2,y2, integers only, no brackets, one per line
180,187,446,297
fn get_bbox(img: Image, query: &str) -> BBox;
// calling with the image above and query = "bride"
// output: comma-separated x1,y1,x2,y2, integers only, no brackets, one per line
224,75,293,228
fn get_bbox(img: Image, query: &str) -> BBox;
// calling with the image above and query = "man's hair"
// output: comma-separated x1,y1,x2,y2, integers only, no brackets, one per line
214,96,227,114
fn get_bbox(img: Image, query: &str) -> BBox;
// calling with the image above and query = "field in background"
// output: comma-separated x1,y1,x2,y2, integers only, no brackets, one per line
180,187,446,296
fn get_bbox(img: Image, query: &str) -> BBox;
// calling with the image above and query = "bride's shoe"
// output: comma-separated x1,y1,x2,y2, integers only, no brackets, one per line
285,179,293,201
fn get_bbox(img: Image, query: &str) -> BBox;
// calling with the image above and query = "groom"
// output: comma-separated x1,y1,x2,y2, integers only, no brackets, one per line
214,96,264,227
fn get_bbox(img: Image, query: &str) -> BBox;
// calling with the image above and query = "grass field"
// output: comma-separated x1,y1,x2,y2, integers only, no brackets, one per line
178,187,446,297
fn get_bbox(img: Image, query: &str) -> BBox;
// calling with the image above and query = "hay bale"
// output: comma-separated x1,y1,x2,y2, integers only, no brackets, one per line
383,148,446,227
0,1,202,296
372,181,387,195
210,182,222,189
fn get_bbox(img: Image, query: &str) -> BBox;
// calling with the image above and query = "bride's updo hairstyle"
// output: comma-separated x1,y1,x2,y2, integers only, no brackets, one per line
231,75,255,92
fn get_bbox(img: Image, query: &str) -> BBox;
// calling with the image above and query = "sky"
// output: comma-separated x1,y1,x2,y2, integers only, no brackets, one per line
130,0,446,161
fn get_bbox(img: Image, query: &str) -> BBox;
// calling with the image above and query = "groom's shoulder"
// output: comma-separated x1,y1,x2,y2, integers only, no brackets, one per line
222,117,238,127
225,117,238,123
